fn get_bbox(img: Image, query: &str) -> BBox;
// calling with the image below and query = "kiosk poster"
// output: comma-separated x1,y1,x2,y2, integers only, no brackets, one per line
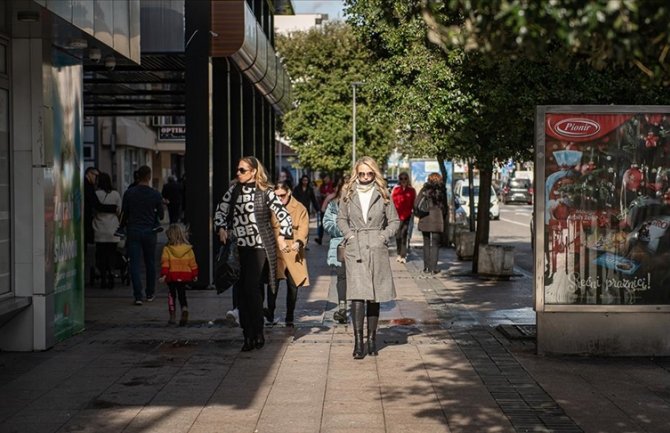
543,112,670,305
52,52,85,339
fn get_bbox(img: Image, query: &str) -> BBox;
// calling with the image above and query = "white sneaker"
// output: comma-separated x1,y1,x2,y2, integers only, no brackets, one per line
226,308,240,326
399,257,406,263
396,255,402,262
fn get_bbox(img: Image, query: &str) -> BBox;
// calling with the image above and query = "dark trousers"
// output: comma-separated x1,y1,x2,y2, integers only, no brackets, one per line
422,232,440,272
238,247,268,339
335,264,347,303
267,270,299,321
167,204,181,224
168,282,188,312
316,211,324,240
95,242,117,282
395,219,411,258
127,228,157,301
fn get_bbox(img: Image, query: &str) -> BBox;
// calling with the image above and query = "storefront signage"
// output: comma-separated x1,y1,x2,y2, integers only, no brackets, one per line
158,125,185,141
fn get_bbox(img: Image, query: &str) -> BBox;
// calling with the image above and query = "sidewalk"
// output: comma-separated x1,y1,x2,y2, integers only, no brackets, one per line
1,228,670,432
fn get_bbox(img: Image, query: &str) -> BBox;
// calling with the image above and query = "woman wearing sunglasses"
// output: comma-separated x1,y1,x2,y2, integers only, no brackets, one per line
337,156,399,359
264,181,310,327
214,157,293,351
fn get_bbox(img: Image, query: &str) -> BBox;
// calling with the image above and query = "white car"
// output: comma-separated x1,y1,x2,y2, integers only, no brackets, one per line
454,180,500,220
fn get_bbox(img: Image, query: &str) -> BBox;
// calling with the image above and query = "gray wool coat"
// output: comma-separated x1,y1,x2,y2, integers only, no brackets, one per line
337,188,400,302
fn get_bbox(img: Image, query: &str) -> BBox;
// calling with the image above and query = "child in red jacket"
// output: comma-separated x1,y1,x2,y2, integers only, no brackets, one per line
160,224,198,326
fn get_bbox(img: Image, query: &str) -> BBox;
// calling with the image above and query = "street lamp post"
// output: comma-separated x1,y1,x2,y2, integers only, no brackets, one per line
351,81,363,166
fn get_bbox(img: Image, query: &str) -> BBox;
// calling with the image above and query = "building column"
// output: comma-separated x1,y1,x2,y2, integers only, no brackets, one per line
242,82,255,157
184,0,213,287
212,58,231,207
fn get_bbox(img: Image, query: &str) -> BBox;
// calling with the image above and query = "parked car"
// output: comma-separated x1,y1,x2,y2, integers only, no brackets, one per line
454,180,500,220
502,178,533,204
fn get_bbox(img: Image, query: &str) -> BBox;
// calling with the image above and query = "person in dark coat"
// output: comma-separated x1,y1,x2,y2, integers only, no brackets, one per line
293,175,320,216
414,172,448,275
161,175,183,224
214,156,293,352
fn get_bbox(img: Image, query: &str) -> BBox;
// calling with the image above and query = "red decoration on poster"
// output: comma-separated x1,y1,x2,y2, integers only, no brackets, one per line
645,132,658,148
623,164,642,191
546,114,633,142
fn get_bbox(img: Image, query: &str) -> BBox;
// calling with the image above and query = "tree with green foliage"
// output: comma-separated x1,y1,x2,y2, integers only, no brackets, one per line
423,0,670,84
276,22,393,173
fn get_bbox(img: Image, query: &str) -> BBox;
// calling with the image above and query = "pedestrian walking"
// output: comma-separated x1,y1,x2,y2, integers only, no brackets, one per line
161,175,183,224
214,156,293,352
293,175,320,217
314,174,334,245
414,172,447,275
391,172,416,263
92,172,122,289
84,166,117,285
337,156,399,359
121,165,164,305
323,179,347,324
264,181,309,327
159,224,198,326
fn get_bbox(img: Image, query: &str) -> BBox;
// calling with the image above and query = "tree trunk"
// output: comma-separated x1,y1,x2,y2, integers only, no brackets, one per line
472,162,493,274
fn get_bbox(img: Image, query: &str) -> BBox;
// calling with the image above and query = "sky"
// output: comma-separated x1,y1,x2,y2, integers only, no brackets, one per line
291,1,346,21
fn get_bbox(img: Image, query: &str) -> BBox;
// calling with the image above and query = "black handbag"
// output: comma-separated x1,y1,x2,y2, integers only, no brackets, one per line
214,234,240,294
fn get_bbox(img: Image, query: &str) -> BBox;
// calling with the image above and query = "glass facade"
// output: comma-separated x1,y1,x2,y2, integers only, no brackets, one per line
0,39,8,296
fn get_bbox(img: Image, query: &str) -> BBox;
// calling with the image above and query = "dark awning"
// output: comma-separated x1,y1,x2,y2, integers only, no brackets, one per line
84,53,185,117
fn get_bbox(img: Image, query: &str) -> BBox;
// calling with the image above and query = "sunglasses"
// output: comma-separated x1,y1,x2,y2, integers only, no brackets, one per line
276,192,289,198
236,167,250,174
357,171,375,179
399,177,408,181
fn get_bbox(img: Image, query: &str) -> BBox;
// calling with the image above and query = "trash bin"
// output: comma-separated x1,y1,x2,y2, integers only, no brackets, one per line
456,231,475,260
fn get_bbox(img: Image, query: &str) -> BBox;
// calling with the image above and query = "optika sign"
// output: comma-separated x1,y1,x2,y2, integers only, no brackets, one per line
552,118,601,138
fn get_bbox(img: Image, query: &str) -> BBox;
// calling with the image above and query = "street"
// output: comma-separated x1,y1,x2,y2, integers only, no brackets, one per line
490,203,533,275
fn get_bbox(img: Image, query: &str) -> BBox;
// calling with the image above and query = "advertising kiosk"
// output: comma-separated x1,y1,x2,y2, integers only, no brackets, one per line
535,106,670,355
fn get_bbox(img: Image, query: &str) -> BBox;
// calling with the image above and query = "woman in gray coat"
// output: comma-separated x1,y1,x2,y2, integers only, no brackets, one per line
337,156,400,359
414,172,447,275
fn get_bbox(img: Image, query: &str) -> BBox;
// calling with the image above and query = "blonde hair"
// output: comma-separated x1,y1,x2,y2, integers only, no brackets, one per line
240,156,271,191
343,156,389,203
166,223,191,246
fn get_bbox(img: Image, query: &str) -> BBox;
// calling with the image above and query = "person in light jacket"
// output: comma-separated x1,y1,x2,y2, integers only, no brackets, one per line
323,178,347,324
337,156,400,359
266,181,310,327
414,172,447,275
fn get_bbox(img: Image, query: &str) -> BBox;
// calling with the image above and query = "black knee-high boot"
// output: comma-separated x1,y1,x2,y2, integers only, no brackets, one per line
351,300,365,359
366,301,380,356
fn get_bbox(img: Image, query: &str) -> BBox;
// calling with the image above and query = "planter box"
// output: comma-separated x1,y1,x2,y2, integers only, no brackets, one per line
456,231,475,260
478,244,515,279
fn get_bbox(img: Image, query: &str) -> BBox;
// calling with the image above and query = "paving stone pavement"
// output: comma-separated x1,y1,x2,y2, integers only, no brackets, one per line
1,225,670,433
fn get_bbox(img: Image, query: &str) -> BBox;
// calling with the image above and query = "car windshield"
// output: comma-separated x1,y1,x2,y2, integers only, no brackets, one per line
461,186,479,196
509,179,530,188
461,186,496,197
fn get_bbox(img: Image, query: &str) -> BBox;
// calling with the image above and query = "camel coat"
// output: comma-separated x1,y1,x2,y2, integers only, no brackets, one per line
337,188,399,302
272,196,310,288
